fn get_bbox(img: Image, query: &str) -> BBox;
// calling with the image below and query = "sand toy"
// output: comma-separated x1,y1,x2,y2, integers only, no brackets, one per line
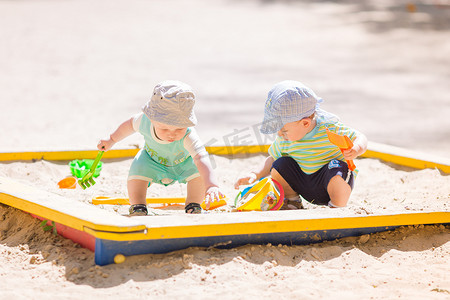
92,195,227,210
92,196,185,205
326,128,356,171
74,151,104,189
200,195,227,210
57,176,77,189
69,155,104,180
234,177,284,211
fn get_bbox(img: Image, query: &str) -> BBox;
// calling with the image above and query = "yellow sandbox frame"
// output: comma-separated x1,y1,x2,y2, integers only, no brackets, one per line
0,142,449,173
0,142,449,265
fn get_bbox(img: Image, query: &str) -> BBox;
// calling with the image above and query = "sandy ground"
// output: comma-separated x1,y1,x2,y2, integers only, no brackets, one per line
1,155,449,299
1,0,450,299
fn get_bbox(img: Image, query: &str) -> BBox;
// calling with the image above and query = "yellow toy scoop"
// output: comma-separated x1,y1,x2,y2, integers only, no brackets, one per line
200,196,228,210
92,196,185,205
92,196,227,211
325,128,356,171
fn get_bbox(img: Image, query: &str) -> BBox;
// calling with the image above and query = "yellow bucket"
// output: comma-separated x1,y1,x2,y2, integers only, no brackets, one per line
235,177,284,211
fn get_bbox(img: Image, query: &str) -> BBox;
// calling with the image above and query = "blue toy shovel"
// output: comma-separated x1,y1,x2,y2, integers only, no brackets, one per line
79,151,104,189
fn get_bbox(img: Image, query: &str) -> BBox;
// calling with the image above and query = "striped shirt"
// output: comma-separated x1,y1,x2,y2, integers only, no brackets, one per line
268,114,361,175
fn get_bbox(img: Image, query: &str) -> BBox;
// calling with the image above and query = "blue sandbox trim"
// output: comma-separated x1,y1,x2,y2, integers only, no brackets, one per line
95,226,398,265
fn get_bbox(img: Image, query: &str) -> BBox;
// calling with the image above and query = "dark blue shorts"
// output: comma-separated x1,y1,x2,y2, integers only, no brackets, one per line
271,156,354,206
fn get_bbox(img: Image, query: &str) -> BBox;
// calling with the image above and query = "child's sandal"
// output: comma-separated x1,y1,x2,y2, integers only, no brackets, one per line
129,204,148,216
185,203,202,214
280,199,304,210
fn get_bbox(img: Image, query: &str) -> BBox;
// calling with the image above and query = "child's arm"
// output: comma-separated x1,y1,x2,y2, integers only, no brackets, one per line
343,133,368,161
192,153,224,207
234,156,274,189
97,117,135,151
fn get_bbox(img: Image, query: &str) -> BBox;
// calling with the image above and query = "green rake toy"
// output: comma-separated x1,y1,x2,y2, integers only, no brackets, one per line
78,151,104,189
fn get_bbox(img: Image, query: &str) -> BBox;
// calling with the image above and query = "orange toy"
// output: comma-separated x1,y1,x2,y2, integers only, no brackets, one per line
325,128,356,171
57,176,77,189
200,196,228,210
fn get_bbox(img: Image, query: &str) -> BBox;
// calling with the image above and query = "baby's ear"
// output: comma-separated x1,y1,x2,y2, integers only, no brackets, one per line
301,118,312,127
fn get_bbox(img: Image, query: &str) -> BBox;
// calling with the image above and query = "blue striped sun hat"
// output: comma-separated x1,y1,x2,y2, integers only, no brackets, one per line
260,80,322,134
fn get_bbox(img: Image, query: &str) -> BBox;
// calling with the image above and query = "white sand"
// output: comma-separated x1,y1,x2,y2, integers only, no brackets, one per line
1,155,449,299
0,0,449,299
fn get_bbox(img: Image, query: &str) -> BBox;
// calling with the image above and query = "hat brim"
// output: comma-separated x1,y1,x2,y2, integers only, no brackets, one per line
144,110,197,128
260,116,283,134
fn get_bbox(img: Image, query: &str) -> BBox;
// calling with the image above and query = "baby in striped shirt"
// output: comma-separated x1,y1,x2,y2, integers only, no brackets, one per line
235,80,367,209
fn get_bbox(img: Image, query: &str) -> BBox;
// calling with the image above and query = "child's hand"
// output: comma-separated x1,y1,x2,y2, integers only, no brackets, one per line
204,186,225,209
234,173,257,189
97,137,115,151
342,144,362,161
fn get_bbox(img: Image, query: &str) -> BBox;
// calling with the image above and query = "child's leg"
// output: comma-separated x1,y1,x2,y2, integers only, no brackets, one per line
127,178,150,216
186,176,204,205
327,175,352,207
184,176,204,213
127,179,150,205
127,149,162,215
270,168,298,199
270,167,304,209
271,156,354,207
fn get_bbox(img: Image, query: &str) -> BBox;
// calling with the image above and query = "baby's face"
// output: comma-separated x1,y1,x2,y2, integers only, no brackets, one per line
152,121,187,142
278,118,314,141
